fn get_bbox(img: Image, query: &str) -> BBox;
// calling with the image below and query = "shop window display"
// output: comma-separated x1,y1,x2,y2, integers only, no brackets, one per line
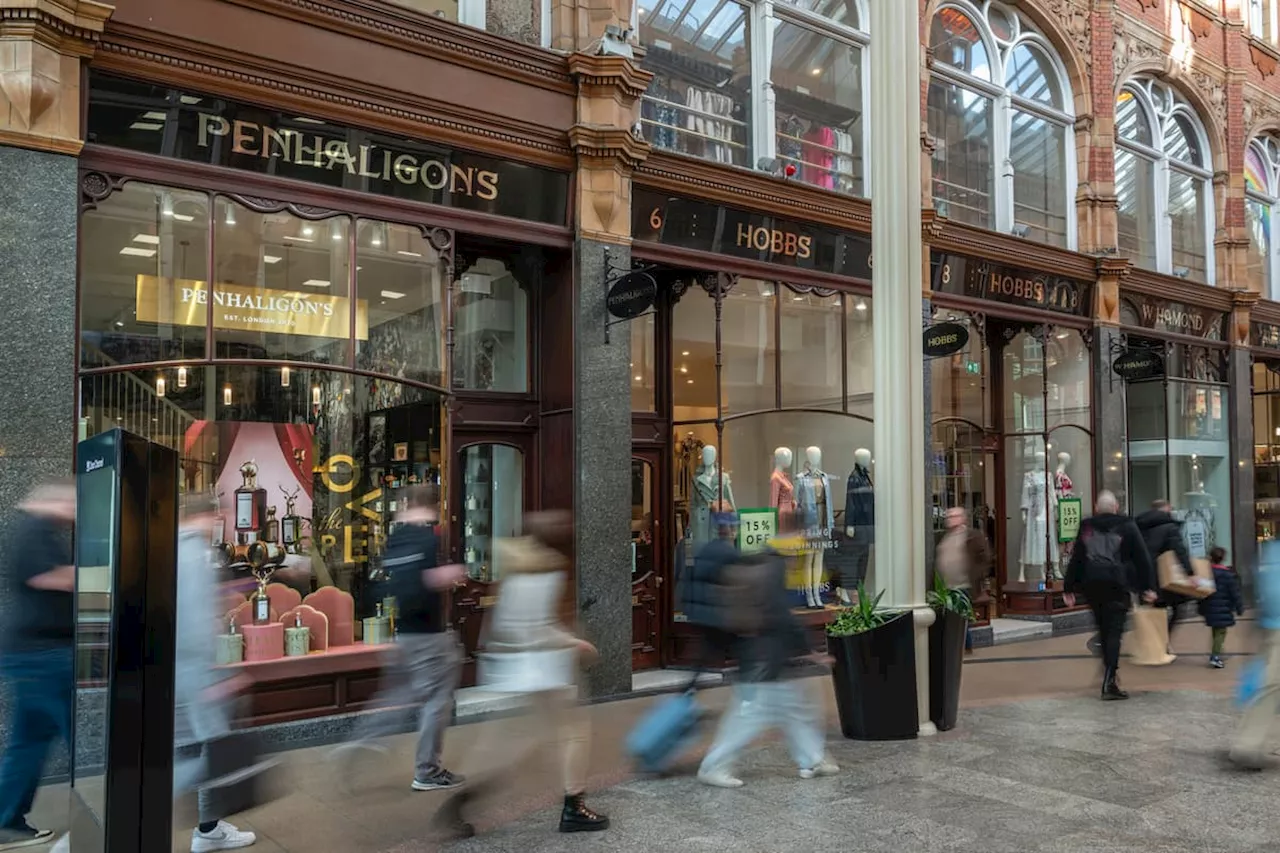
458,444,524,582
1246,136,1280,299
670,278,874,613
1126,340,1232,560
631,311,657,411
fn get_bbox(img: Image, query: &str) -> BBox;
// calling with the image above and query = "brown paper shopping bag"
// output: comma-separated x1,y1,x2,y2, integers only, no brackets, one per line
1128,605,1176,666
1158,551,1215,599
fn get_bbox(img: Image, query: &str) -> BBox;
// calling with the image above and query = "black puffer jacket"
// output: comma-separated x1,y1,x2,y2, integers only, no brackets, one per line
682,537,738,629
1198,566,1244,628
1135,509,1193,605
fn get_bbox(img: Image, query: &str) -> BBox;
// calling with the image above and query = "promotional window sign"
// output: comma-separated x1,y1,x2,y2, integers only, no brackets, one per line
737,507,778,554
1057,497,1082,543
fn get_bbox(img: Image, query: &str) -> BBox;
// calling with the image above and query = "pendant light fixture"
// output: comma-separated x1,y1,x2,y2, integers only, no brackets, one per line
311,385,321,406
223,385,232,406
281,366,291,387
177,366,188,388
156,376,166,398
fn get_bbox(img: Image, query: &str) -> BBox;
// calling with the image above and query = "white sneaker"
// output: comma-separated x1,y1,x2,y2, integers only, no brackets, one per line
191,821,256,852
697,770,744,788
799,758,839,779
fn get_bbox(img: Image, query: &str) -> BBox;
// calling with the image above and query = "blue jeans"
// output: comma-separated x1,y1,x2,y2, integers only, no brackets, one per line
0,648,73,830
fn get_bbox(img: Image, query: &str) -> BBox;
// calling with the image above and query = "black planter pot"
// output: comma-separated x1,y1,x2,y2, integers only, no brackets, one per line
828,612,918,741
928,610,968,732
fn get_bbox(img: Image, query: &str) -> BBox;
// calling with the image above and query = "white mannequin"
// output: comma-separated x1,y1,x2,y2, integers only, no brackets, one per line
770,447,796,533
691,445,735,547
840,447,874,604
844,448,873,537
797,446,833,608
1019,449,1056,584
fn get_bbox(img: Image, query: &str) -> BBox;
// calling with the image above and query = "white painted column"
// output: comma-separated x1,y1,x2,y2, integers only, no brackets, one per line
869,0,933,736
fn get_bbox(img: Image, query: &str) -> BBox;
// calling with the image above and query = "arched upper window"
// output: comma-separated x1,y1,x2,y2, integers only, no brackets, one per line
1114,78,1215,284
927,1,1076,247
1246,136,1280,298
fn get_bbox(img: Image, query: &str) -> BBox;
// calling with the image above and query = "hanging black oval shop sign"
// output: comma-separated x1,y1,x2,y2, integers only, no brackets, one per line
923,322,969,358
1112,349,1165,381
606,271,658,320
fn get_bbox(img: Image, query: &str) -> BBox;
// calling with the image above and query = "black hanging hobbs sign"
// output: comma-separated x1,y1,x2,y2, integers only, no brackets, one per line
923,322,968,358
1112,349,1165,381
606,271,657,320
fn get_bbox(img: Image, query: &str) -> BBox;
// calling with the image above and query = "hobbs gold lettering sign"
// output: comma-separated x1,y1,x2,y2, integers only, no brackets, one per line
199,115,499,200
930,252,1089,317
134,276,369,340
734,222,813,260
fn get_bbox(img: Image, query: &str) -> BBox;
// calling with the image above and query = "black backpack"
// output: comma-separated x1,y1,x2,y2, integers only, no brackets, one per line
1081,526,1127,588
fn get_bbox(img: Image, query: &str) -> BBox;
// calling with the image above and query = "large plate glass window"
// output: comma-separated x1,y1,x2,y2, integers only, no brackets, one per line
927,2,1075,247
1114,78,1216,283
638,0,752,168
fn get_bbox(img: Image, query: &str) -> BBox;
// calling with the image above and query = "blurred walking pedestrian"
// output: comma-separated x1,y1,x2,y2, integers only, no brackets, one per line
682,506,741,685
0,481,75,851
697,548,837,788
935,507,991,653
432,511,607,839
1230,563,1280,769
338,484,466,791
1135,499,1194,649
1199,546,1243,669
176,494,278,852
1063,490,1157,701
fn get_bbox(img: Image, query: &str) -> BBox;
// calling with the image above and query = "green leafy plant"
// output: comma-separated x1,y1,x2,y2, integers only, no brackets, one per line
926,572,976,621
826,582,897,637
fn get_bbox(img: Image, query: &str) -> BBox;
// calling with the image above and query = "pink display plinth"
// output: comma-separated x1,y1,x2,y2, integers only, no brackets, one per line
280,604,330,651
242,623,284,662
265,583,303,616
304,587,354,646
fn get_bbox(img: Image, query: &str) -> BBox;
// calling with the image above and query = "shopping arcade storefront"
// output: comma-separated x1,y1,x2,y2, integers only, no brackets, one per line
624,182,874,662
76,72,572,722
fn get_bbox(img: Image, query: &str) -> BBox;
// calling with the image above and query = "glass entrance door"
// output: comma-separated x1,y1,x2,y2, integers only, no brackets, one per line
930,420,997,623
631,455,663,670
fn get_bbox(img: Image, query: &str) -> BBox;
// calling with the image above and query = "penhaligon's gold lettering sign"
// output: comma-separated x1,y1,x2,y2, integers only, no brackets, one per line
135,276,369,340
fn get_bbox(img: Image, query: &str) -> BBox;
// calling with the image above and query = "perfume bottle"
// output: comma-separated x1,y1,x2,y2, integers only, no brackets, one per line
279,485,302,550
234,459,268,543
465,545,478,564
264,506,280,544
251,580,271,625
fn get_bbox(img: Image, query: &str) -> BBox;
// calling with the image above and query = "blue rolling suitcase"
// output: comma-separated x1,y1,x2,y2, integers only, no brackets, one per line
625,689,706,773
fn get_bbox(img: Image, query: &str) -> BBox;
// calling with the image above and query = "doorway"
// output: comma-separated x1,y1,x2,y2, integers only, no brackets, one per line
631,453,664,670
930,419,998,623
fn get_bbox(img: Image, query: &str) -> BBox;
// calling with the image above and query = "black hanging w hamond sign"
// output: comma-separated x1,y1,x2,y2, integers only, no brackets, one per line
1112,349,1165,381
923,322,969,358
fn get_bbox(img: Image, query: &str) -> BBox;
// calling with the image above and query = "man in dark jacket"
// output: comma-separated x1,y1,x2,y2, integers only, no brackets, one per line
340,484,466,791
1135,500,1194,644
1064,491,1157,701
682,508,740,679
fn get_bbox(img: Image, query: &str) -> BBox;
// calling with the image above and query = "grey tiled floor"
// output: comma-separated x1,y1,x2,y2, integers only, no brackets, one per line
434,689,1275,853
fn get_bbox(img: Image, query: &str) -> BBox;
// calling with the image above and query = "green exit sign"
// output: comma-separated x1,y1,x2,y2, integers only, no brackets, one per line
965,361,981,375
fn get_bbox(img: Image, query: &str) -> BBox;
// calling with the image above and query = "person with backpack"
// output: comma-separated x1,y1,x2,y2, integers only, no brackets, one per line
681,506,741,683
696,548,837,788
1063,491,1157,701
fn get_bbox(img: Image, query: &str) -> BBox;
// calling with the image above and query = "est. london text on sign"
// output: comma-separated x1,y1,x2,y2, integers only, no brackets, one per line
632,188,871,279
737,507,779,555
135,275,369,340
87,73,569,226
929,251,1090,316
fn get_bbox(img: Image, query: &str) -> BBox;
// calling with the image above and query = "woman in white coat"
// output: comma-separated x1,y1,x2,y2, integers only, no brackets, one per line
432,511,607,838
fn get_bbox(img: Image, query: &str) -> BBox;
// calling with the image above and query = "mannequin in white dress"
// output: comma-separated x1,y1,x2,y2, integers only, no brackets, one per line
1019,450,1056,583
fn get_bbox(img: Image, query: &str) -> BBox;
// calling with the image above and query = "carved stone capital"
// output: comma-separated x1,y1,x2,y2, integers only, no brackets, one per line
568,124,650,170
0,0,112,155
1231,290,1259,346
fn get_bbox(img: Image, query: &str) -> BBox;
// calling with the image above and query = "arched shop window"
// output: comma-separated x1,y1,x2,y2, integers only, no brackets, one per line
1115,77,1216,283
1246,136,1280,299
78,179,452,625
637,0,869,195
671,275,875,610
927,1,1076,247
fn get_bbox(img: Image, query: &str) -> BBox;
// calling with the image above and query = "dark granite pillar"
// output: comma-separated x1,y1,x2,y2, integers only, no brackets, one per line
921,300,934,583
1093,324,1128,510
1230,347,1256,577
0,145,79,777
573,238,634,697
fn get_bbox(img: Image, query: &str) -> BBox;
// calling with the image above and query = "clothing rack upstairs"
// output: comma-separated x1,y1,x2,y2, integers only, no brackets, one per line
773,85,860,130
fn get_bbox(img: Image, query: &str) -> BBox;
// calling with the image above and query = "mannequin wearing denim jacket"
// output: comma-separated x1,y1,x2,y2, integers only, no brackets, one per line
794,446,833,608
